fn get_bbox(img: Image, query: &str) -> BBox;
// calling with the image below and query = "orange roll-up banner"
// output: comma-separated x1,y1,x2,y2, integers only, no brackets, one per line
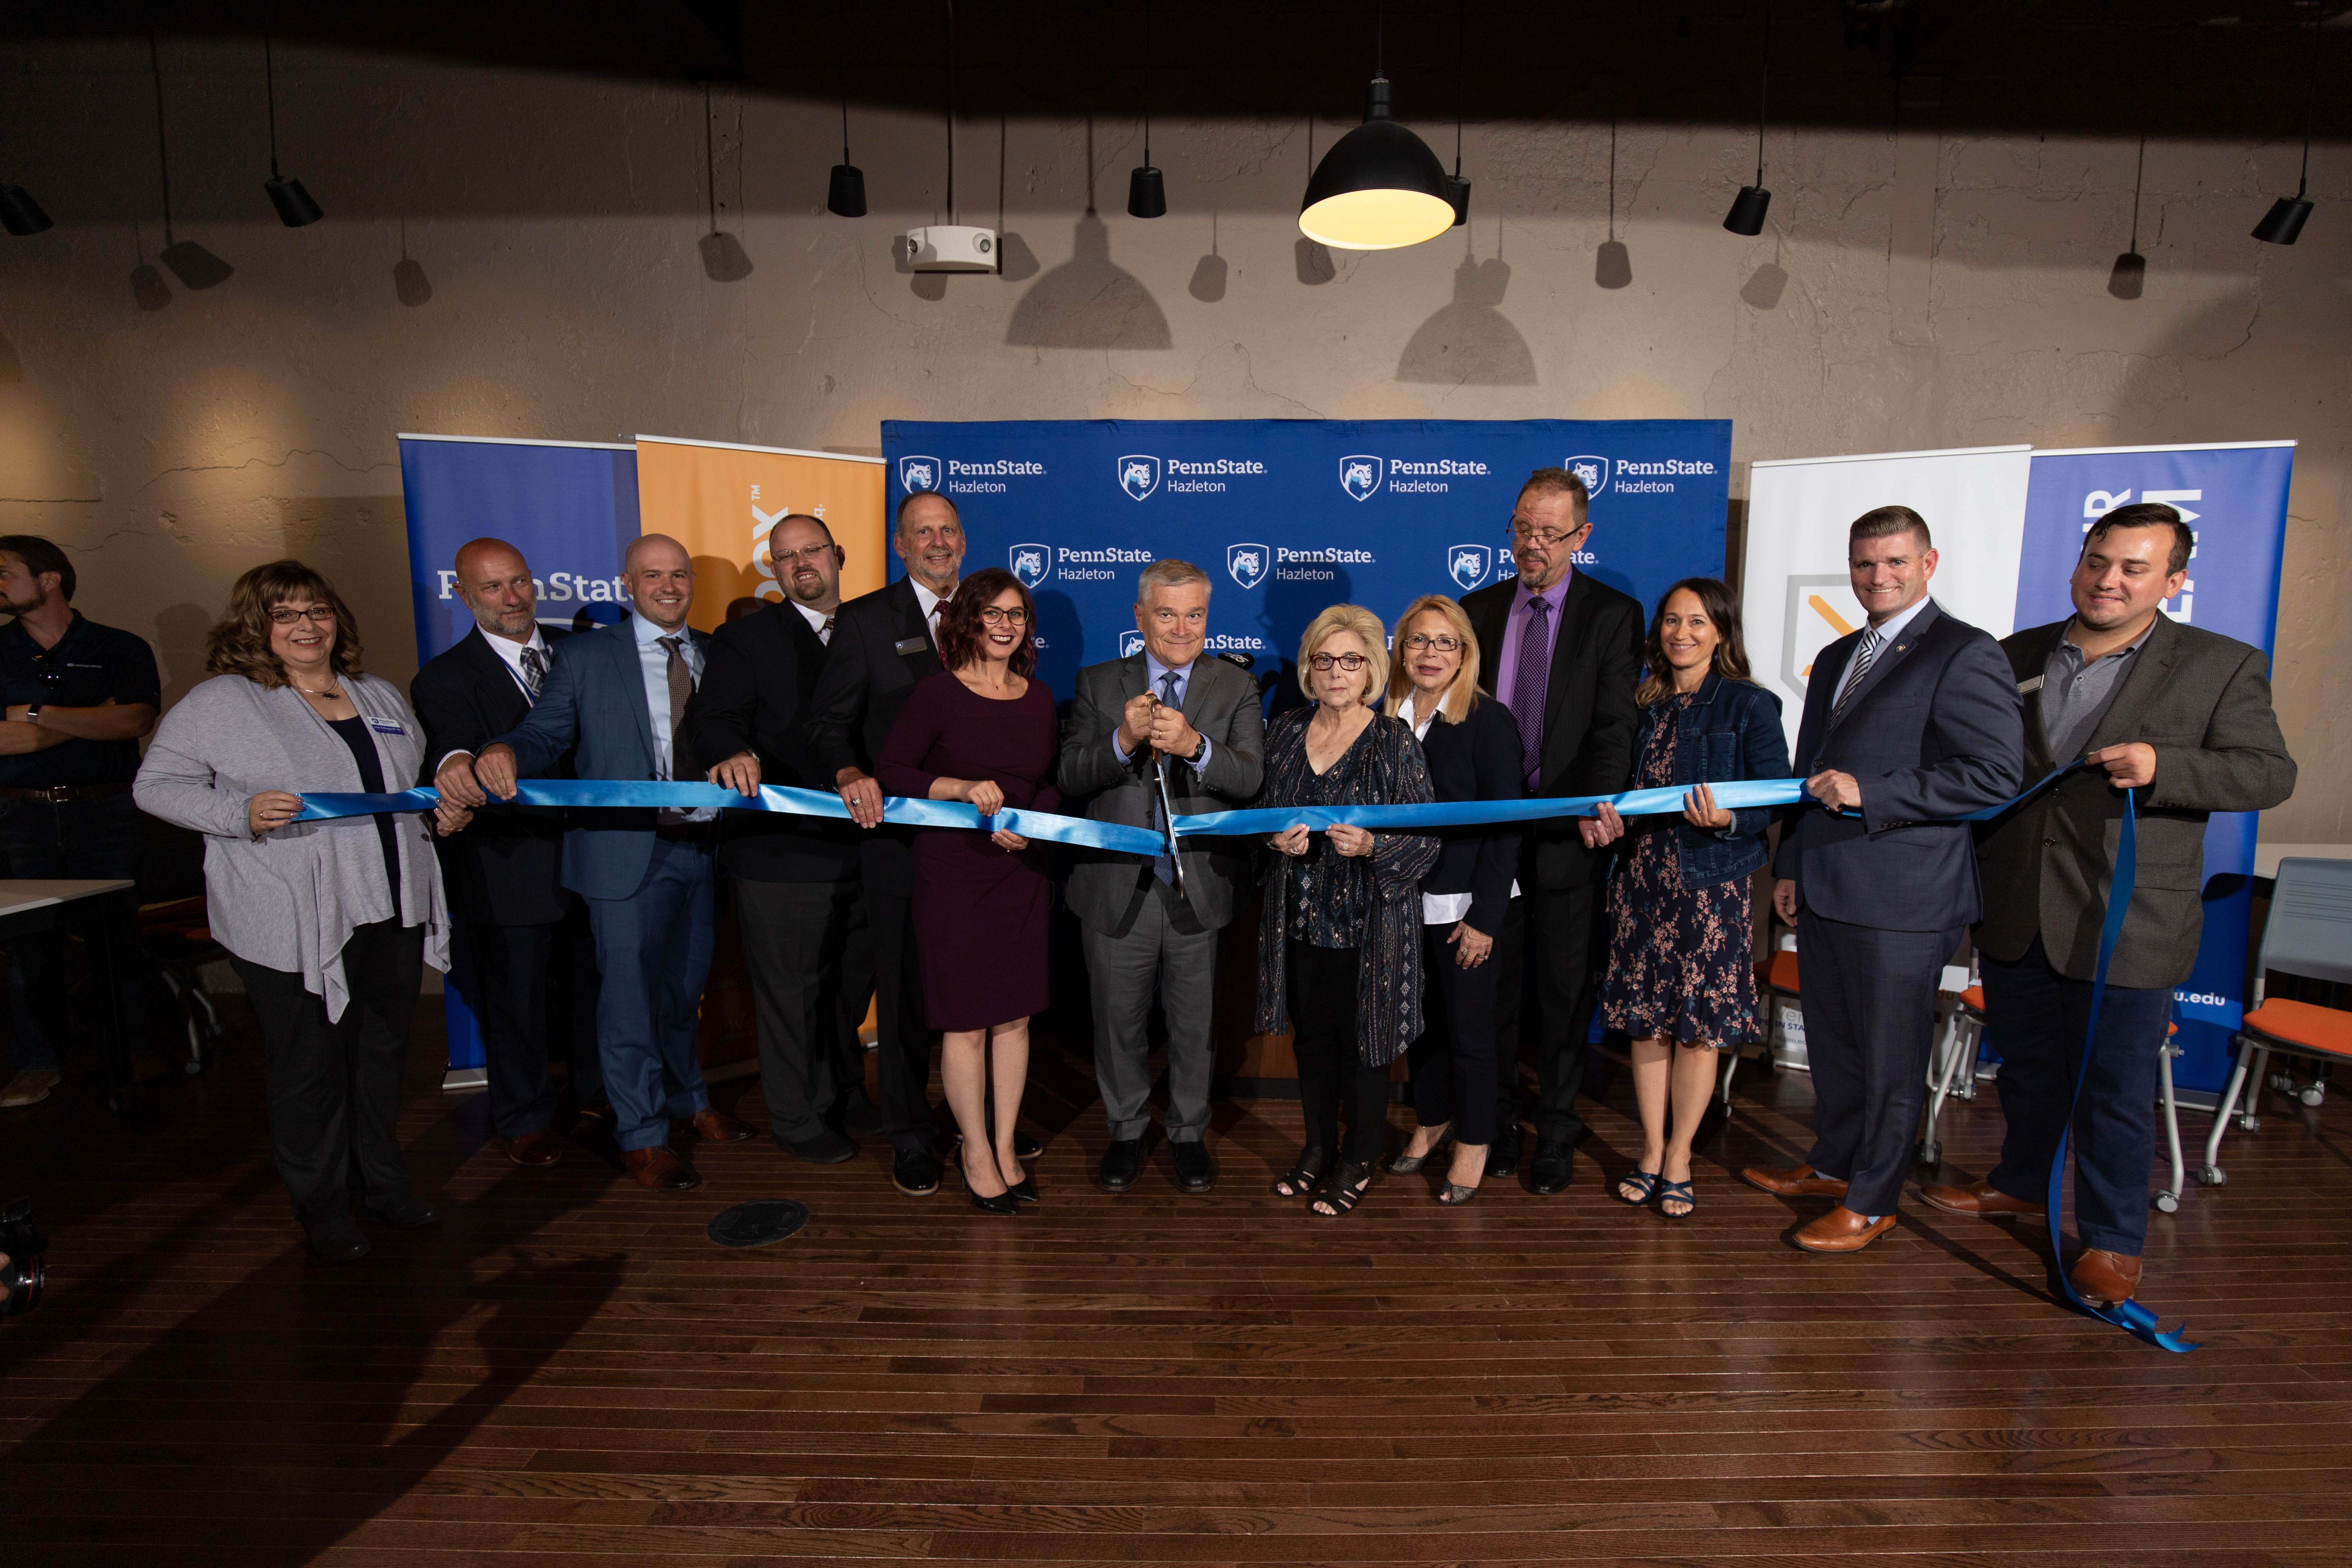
632,434,887,631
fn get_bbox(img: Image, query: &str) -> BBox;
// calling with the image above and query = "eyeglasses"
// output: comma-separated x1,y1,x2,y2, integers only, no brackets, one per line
770,542,838,566
1309,652,1369,672
978,606,1030,626
1507,522,1588,548
1402,633,1463,654
268,606,338,626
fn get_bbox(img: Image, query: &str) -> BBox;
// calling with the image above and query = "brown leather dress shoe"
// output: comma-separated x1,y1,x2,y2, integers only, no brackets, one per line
2068,1247,2143,1306
1794,1205,1897,1253
1741,1162,1850,1199
680,1109,757,1145
1920,1177,2045,1220
623,1145,702,1190
507,1129,566,1167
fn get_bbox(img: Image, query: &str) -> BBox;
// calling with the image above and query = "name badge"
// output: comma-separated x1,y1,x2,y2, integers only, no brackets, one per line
369,719,407,736
2017,675,2044,694
893,637,929,657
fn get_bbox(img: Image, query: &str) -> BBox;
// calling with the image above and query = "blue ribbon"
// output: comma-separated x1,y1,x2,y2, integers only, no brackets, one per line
1169,778,1810,837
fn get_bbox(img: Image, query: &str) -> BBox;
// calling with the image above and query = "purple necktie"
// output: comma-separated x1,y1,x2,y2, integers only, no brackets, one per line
1513,596,1551,789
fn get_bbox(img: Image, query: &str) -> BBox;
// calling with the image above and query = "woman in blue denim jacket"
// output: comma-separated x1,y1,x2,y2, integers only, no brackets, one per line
1585,578,1789,1218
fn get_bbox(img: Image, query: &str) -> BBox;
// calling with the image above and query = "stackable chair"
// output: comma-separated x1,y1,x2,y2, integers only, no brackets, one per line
1722,944,1804,1110
137,895,229,1075
1918,962,1986,1168
2197,857,2352,1187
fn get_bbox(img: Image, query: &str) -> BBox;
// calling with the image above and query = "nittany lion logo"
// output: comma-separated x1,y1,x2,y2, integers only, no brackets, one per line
1563,454,1611,498
1008,544,1052,589
1116,454,1162,501
1119,630,1146,657
1227,542,1269,590
1339,454,1384,502
898,455,941,494
1447,543,1493,591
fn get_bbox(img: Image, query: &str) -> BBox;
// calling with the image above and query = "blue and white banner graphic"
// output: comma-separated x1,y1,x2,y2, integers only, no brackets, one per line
880,419,1734,696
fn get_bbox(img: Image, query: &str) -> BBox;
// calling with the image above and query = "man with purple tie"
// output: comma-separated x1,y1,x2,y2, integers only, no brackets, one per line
1459,469,1645,1193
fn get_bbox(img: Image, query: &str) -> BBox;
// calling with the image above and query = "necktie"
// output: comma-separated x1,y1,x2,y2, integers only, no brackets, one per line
1151,669,1181,886
1512,596,1552,790
1832,627,1882,723
518,645,547,699
819,614,835,645
657,635,695,781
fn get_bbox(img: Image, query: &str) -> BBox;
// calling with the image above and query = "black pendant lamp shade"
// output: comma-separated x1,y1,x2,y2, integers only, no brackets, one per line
1723,185,1770,235
261,39,322,227
829,101,866,217
1444,173,1470,227
0,184,53,236
2253,195,2312,246
1300,78,1454,251
1128,165,1167,219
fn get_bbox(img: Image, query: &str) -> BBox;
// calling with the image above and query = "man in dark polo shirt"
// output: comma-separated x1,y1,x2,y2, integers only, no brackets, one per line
0,535,160,1108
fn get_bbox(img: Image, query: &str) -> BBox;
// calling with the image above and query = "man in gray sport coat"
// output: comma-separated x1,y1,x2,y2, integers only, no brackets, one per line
1058,560,1265,1194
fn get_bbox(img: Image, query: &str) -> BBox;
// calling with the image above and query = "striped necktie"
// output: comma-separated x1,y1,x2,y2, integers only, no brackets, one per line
518,645,547,699
1831,627,1882,722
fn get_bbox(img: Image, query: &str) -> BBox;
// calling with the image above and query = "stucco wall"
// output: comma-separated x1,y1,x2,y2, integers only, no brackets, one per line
2,40,2343,840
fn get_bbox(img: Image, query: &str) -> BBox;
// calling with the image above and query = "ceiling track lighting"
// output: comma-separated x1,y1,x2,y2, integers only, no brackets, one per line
1724,0,1771,235
0,184,52,237
261,37,323,227
2253,12,2321,245
1299,1,1454,251
1128,0,1167,218
1444,0,1469,226
829,99,867,216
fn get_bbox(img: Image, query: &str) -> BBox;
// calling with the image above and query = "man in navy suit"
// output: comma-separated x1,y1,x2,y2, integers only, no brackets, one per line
1742,505,2024,1252
453,534,759,1191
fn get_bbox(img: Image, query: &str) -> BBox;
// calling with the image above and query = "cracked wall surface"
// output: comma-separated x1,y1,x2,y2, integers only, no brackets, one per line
1,42,2345,842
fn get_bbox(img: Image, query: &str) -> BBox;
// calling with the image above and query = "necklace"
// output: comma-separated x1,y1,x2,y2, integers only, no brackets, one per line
292,680,344,700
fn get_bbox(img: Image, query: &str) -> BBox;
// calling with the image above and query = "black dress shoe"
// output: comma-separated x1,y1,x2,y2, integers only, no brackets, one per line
1005,1175,1040,1205
1487,1138,1522,1180
780,1127,858,1165
1169,1140,1216,1193
308,1219,371,1263
1527,1139,1575,1195
1098,1137,1145,1191
838,1086,884,1138
366,1195,441,1229
892,1147,941,1197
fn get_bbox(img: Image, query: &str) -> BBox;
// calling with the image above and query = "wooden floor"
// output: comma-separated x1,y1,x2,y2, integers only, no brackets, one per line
5,1008,2351,1568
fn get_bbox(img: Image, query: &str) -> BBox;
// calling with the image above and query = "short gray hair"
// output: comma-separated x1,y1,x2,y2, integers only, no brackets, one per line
1136,558,1211,603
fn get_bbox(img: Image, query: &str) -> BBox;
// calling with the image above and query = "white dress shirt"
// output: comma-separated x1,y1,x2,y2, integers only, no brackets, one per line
1841,594,1933,691
791,600,835,645
911,579,947,647
634,610,716,822
437,627,551,773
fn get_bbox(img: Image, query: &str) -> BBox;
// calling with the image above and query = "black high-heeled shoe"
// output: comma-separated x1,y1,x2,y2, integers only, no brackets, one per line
961,1149,1017,1216
1005,1175,1040,1205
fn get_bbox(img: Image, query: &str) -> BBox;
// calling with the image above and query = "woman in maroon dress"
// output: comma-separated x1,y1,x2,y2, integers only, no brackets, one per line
875,567,1061,1215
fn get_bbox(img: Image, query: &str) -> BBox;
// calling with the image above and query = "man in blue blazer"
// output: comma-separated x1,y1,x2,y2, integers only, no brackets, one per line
454,534,761,1190
1742,506,2024,1252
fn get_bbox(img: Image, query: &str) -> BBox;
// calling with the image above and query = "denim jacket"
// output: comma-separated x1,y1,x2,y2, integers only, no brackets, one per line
1622,672,1791,888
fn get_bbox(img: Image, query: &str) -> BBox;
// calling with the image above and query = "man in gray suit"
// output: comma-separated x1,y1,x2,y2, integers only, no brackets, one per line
1926,502,2294,1306
1059,560,1266,1193
1743,505,2025,1253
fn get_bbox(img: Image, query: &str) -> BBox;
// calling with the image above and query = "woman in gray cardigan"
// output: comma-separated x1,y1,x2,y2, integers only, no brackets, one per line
136,561,464,1263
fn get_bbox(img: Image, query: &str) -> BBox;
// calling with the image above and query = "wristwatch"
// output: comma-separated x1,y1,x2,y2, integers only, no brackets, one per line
1187,735,1209,766
22,705,40,726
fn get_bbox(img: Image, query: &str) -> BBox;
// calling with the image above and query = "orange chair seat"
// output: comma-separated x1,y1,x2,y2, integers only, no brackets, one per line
2240,997,2352,1060
1761,951,1801,996
1956,984,1985,1014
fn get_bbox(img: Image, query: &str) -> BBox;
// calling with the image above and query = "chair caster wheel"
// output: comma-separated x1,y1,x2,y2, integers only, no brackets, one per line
2196,1165,2227,1187
183,1058,203,1076
2154,1192,2179,1214
2299,1086,2326,1108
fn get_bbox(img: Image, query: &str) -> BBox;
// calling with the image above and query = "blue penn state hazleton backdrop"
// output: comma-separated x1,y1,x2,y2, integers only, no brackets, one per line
879,419,1734,697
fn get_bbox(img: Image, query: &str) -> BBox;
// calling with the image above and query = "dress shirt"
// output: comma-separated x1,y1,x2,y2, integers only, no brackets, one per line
1112,652,1215,772
790,600,836,645
2041,615,2157,763
437,628,551,773
1491,568,1573,725
1400,691,1474,926
911,579,947,647
634,610,717,822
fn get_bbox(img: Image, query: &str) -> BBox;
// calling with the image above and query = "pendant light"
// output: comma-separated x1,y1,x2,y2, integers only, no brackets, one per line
1127,0,1167,218
261,38,323,227
2108,135,2147,299
1723,0,1770,235
829,100,867,216
0,185,52,237
1299,1,1453,252
1443,0,1469,226
2253,13,2321,246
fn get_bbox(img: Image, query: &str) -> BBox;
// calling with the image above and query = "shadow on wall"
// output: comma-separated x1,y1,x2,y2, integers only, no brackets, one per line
393,256,433,307
700,232,753,283
1006,213,1172,350
1596,239,1632,290
1397,257,1536,386
153,602,216,708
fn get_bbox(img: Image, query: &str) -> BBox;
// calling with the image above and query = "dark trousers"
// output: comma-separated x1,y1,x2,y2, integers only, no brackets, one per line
868,886,937,1155
1984,936,2172,1257
233,919,424,1232
1797,908,1963,1218
1289,941,1389,1167
0,791,147,1072
585,831,716,1154
1406,921,1500,1148
459,909,602,1140
736,875,871,1144
1494,883,1598,1147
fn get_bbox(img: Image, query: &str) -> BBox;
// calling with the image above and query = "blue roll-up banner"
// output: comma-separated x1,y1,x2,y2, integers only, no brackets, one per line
398,433,643,1087
2016,441,2294,1097
878,420,1734,697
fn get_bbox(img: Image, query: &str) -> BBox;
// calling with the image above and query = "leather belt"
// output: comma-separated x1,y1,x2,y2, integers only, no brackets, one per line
0,782,134,803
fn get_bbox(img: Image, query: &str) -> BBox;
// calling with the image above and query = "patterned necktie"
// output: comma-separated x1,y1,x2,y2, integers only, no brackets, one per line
1151,669,1181,886
1832,627,1882,724
1512,596,1552,789
518,645,547,700
657,635,695,781
819,614,835,645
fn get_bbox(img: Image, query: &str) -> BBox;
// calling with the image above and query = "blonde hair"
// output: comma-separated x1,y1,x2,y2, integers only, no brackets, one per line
1383,594,1482,725
1296,603,1389,706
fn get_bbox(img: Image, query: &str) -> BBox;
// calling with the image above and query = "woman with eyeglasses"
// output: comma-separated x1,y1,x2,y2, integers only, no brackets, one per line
1581,577,1788,1219
1381,595,1525,1206
875,566,1061,1215
1255,604,1439,1218
134,561,469,1263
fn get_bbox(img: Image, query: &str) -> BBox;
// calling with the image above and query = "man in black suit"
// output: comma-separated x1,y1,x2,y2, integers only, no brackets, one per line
805,490,964,1197
1743,505,2025,1253
414,538,601,1167
1459,468,1644,1193
688,513,877,1165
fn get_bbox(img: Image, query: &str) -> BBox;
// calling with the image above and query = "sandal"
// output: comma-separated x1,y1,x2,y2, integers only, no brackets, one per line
1614,1169,1662,1206
1272,1146,1329,1199
1655,1178,1696,1219
1387,1127,1452,1175
1436,1180,1480,1207
1312,1160,1374,1218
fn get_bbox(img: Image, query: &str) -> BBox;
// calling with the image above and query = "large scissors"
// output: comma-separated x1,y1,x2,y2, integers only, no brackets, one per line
1148,693,1188,901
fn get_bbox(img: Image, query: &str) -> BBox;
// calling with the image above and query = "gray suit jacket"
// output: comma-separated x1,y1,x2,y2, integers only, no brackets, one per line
1974,615,2295,988
1056,652,1266,933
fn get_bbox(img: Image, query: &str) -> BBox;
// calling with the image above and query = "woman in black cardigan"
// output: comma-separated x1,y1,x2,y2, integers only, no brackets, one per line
1383,595,1525,1205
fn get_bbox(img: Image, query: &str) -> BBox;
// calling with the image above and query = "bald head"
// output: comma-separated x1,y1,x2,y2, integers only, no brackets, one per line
451,536,538,642
624,533,696,631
